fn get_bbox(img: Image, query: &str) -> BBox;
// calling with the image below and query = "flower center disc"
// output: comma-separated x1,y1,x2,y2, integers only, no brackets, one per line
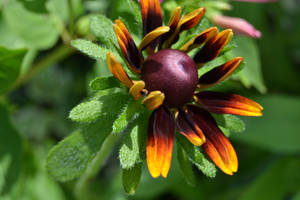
141,49,198,108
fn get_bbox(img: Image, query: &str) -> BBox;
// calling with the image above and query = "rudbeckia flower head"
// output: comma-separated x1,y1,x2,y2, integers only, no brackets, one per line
107,0,263,178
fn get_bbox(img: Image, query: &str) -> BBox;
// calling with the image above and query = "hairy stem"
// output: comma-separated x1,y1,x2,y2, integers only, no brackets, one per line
75,133,120,200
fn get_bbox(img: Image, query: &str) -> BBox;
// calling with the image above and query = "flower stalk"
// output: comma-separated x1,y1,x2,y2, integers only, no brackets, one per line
13,45,74,90
75,133,121,200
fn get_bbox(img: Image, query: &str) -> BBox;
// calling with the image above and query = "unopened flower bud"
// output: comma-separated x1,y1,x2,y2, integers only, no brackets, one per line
212,15,261,38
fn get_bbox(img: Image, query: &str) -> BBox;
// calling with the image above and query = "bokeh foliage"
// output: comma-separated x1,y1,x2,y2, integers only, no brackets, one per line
0,0,299,199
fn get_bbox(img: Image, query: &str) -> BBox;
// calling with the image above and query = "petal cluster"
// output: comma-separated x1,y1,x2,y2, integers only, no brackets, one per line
106,0,263,178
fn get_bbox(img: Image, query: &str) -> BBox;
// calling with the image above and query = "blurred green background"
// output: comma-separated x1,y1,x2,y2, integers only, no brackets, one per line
0,0,300,199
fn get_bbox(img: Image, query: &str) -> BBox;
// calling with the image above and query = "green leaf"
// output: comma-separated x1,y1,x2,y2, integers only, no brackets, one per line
93,60,111,77
3,0,59,50
47,0,68,21
119,126,139,169
47,91,130,182
228,2,300,93
21,170,66,200
89,15,137,78
126,0,142,36
71,39,107,61
84,1,108,13
69,100,102,123
127,0,142,23
232,36,267,93
177,134,216,177
47,0,85,22
232,95,300,154
119,111,149,169
112,99,145,135
0,15,26,49
293,191,300,200
213,114,245,134
122,163,142,195
5,143,67,200
89,15,118,49
109,0,141,37
220,44,238,56
0,104,22,196
239,157,300,200
219,126,231,137
173,32,198,50
0,47,27,94
17,0,48,14
20,49,37,76
89,76,121,91
177,145,196,186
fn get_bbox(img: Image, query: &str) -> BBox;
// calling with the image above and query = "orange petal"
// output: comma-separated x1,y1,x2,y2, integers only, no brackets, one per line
202,140,233,175
195,91,263,116
176,109,206,146
198,57,243,89
141,0,163,50
158,7,181,49
178,8,206,31
139,26,170,51
194,29,233,65
180,27,218,52
142,91,165,110
106,52,133,88
129,80,146,100
162,7,205,49
147,106,175,178
168,6,181,30
114,19,142,73
187,105,238,175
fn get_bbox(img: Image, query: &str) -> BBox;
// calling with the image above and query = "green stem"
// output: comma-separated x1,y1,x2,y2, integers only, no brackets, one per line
68,0,75,36
75,133,120,200
13,45,75,89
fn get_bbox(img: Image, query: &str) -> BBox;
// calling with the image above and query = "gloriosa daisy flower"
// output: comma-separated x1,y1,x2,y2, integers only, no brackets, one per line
106,0,263,178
